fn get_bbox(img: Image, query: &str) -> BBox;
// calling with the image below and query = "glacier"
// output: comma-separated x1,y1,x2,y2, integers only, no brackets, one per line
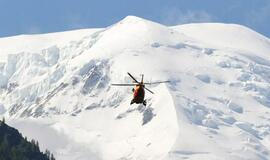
1,16,270,160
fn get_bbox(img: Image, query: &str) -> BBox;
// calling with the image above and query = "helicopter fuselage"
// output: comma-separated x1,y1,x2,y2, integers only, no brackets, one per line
132,84,145,104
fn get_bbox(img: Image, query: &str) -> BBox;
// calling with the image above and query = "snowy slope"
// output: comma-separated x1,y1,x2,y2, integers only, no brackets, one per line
1,16,270,160
172,23,270,59
0,28,102,62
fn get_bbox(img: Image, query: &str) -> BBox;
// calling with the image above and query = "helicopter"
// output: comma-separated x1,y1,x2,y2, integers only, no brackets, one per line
111,72,170,106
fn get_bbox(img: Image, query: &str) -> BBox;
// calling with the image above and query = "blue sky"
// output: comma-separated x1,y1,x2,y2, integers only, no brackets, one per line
0,0,270,38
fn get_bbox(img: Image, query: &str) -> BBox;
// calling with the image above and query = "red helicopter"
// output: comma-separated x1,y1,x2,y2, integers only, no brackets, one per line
111,72,170,106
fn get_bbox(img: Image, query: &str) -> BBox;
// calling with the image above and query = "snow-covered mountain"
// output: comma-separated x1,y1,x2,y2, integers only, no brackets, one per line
1,16,270,160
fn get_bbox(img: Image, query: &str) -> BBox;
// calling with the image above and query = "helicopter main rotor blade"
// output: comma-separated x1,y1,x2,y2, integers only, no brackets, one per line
144,86,154,94
111,83,137,86
127,72,139,83
144,81,170,85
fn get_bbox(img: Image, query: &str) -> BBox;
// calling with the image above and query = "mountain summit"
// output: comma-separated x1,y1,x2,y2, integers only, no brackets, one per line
1,16,270,160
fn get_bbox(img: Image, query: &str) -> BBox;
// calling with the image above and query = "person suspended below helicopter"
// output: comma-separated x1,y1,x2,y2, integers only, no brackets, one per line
111,72,170,106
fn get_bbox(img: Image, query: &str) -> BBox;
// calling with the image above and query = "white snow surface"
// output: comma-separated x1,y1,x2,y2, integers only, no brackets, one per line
1,16,270,160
